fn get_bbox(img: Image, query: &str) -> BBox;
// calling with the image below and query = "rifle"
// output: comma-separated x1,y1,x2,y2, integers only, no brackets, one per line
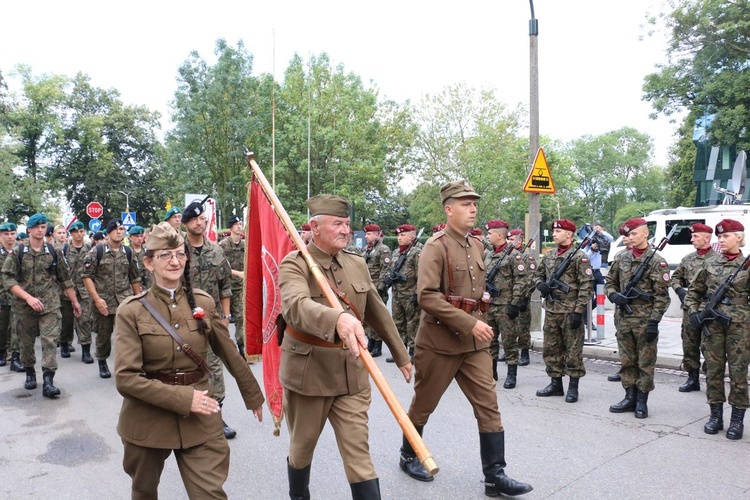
542,227,596,298
619,224,678,315
383,228,424,290
692,251,750,338
486,229,539,298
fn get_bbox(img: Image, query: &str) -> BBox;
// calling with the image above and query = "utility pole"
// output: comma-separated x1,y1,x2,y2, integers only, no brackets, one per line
529,1,542,331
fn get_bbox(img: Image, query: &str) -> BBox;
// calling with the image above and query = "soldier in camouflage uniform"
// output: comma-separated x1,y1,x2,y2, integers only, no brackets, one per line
128,225,150,290
534,219,593,403
483,220,530,389
82,219,141,379
671,223,714,393
685,219,750,440
65,221,94,364
0,222,18,369
384,224,421,362
508,229,536,367
363,223,391,357
164,206,183,231
606,217,670,419
55,224,77,359
219,215,246,357
1,213,82,397
182,200,237,439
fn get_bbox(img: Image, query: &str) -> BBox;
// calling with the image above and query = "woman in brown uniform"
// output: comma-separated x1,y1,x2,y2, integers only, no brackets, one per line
115,222,264,499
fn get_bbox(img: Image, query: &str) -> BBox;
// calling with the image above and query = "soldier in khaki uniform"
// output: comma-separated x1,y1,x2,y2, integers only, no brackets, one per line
2,213,82,397
508,228,536,366
65,221,94,364
606,217,670,419
384,224,421,362
399,181,532,497
670,223,714,392
279,194,411,499
219,214,246,356
363,223,391,357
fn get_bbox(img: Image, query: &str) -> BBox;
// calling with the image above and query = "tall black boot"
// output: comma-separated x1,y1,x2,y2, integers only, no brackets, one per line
634,389,649,419
287,458,311,500
609,386,637,413
518,348,530,366
42,370,61,398
678,369,700,392
704,403,724,434
81,344,94,364
24,366,37,390
536,377,564,397
98,359,111,378
0,348,6,367
10,351,25,372
479,431,533,497
218,399,237,439
370,340,383,358
60,342,70,358
399,425,433,482
503,364,517,389
566,377,579,403
492,359,498,381
726,406,745,440
350,478,380,500
367,338,375,353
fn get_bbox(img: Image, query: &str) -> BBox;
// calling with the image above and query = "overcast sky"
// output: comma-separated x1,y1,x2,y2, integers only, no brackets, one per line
2,0,676,164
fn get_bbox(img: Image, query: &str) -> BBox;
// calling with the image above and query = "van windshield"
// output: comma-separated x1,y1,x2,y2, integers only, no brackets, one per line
666,219,707,245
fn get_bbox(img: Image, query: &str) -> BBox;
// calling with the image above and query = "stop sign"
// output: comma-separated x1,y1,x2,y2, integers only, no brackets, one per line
86,201,104,219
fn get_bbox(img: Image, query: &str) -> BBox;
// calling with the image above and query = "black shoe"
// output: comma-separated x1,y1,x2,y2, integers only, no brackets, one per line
60,343,70,358
679,369,700,392
24,367,37,390
635,389,649,419
536,377,564,397
10,352,25,372
480,431,533,497
349,478,380,500
223,420,237,439
566,377,579,403
0,349,6,367
704,403,724,434
726,406,745,440
98,360,111,378
607,372,621,382
81,344,94,364
399,426,434,482
42,370,61,398
370,340,383,358
287,458,311,500
610,386,637,413
386,356,395,363
503,365,517,389
518,349,530,366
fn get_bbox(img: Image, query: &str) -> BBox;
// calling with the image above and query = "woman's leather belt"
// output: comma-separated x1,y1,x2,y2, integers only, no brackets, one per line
146,370,205,385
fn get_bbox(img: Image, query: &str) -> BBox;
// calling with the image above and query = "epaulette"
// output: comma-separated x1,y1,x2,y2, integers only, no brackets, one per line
121,290,148,307
193,288,212,300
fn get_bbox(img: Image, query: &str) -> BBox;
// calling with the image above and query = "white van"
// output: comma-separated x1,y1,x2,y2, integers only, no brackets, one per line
607,204,750,269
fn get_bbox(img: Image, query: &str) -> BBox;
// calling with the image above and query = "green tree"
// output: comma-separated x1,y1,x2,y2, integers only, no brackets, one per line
665,113,698,207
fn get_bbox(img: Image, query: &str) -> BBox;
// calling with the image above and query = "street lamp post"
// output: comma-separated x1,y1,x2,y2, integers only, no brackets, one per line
117,191,131,213
528,0,542,331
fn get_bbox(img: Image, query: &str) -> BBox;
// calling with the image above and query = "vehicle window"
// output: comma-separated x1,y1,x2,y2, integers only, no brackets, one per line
666,219,706,245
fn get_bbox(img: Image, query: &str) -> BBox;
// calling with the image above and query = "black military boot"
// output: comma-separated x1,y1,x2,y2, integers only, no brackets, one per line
24,367,37,390
81,344,94,364
607,372,621,382
479,431,533,497
399,425,433,482
678,369,700,392
60,342,70,358
42,370,61,398
492,359,498,381
518,348,530,366
98,359,111,378
609,386,637,413
67,344,75,352
10,351,25,372
704,403,724,434
367,338,375,353
536,377,564,397
566,377,579,403
287,458,311,500
726,406,745,440
350,478,380,500
0,348,6,367
634,389,649,418
370,340,383,358
503,364,517,389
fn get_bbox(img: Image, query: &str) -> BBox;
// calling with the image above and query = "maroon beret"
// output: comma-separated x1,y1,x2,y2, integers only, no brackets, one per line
715,219,744,235
432,223,446,234
621,218,647,235
484,219,509,231
551,219,576,232
508,228,523,237
363,224,381,232
688,223,712,234
619,224,629,236
301,223,311,231
470,228,484,236
395,224,416,234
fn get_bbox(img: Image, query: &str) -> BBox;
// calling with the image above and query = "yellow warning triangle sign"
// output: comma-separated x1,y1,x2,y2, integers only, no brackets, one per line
523,147,556,194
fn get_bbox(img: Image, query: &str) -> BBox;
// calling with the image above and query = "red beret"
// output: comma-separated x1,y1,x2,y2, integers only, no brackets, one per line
715,219,744,235
484,219,509,231
508,229,523,237
551,219,576,232
621,218,647,235
395,224,416,234
363,224,381,232
470,228,484,236
301,223,311,231
689,223,712,234
432,223,446,234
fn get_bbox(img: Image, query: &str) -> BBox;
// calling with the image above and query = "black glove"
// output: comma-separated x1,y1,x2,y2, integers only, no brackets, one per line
411,293,419,307
536,282,551,298
519,297,529,312
608,292,629,306
645,320,659,343
570,312,583,329
507,304,520,320
675,287,687,303
689,313,703,330
383,275,394,288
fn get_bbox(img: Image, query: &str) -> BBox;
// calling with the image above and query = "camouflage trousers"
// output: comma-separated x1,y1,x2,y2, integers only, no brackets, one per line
515,308,531,350
92,312,116,360
75,297,93,345
229,288,245,351
207,347,226,402
17,309,62,372
60,299,75,345
365,290,390,341
0,305,11,351
542,311,586,378
680,310,702,372
614,315,657,393
487,304,517,364
702,320,750,408
392,294,419,350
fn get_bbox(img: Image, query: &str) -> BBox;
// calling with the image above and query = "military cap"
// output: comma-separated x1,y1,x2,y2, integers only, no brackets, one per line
69,221,84,231
181,201,206,224
395,224,416,234
509,228,523,237
621,218,647,235
128,225,144,235
470,228,484,236
551,219,576,232
440,180,481,204
164,206,182,221
432,223,446,234
16,232,27,240
0,222,17,232
306,194,350,218
93,231,105,241
227,214,242,227
45,226,54,237
301,223,311,231
363,224,381,233
107,219,124,233
689,223,712,234
715,219,744,235
484,219,509,231
147,222,185,251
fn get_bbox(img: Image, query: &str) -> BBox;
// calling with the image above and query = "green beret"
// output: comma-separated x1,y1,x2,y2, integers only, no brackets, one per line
164,207,182,221
440,180,481,204
69,221,85,231
26,213,48,229
16,232,27,240
0,222,17,232
128,225,144,235
306,194,350,218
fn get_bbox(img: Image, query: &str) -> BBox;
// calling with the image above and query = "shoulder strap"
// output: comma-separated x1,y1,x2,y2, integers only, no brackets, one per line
17,244,25,281
96,243,104,265
124,245,132,263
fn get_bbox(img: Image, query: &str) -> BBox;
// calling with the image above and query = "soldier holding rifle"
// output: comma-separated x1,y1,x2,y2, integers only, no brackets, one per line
508,229,537,367
362,224,391,357
685,219,750,440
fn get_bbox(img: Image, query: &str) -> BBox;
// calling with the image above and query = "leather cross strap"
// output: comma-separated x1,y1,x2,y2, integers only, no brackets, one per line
285,324,345,348
438,236,456,296
138,298,212,377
